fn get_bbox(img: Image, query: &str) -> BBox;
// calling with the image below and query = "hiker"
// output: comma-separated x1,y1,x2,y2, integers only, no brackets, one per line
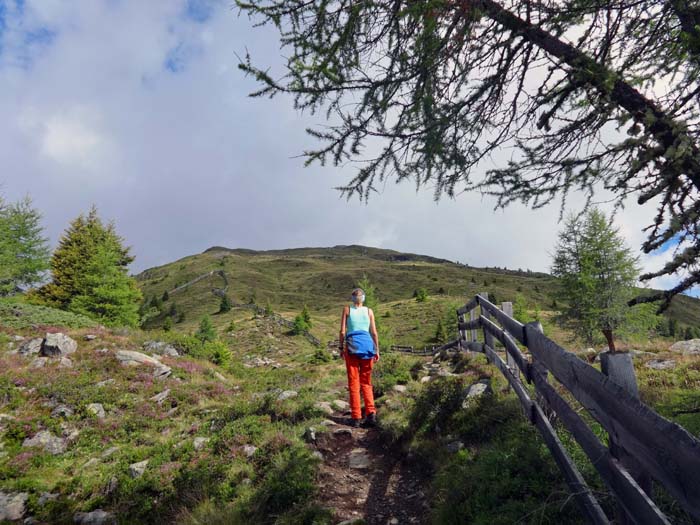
339,287,380,428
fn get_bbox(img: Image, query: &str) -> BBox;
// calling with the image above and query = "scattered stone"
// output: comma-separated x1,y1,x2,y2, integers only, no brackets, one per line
312,450,324,461
23,430,67,455
73,509,117,525
303,427,317,443
95,348,110,355
314,401,334,415
670,339,700,355
104,477,118,496
41,333,77,357
95,378,115,387
59,357,73,368
101,446,119,459
143,341,179,357
348,448,371,469
646,359,677,370
338,519,364,525
115,350,171,378
84,334,98,341
420,376,431,383
166,407,178,417
60,422,80,442
629,349,656,359
37,492,58,506
242,444,257,457
193,437,210,450
150,389,170,405
0,491,28,521
87,403,106,419
332,399,350,411
388,518,400,525
30,357,48,369
24,517,39,525
462,379,493,409
446,440,464,453
11,335,25,342
392,384,407,393
277,390,298,401
320,419,337,426
213,371,228,382
82,458,99,469
18,338,43,356
128,459,149,478
51,404,75,418
333,428,353,438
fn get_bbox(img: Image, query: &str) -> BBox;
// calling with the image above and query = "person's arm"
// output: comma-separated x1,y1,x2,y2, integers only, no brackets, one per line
368,308,380,361
339,306,348,357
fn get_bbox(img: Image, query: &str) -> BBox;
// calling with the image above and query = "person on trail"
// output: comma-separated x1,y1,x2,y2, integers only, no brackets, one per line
339,287,380,428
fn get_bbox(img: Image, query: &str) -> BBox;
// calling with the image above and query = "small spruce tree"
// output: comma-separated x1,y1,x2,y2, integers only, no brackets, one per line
195,315,216,342
219,294,232,313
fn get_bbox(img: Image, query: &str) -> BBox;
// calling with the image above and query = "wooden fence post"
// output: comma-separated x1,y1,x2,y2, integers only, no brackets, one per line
599,351,652,525
501,301,520,380
480,292,494,349
469,307,477,342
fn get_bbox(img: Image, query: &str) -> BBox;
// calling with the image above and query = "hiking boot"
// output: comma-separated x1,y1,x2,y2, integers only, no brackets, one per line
348,418,362,428
362,412,377,428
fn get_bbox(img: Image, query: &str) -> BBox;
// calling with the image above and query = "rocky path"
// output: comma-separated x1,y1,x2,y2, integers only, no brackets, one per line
312,408,430,525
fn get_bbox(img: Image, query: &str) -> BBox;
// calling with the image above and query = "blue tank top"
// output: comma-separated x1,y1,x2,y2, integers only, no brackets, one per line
346,305,370,332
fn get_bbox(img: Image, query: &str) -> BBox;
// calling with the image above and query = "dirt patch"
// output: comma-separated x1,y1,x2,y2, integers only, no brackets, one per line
313,413,430,525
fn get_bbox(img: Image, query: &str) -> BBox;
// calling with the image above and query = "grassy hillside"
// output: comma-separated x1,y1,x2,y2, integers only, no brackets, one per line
135,244,700,349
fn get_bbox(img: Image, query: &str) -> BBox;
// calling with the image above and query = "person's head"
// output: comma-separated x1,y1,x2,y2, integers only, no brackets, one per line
351,288,365,304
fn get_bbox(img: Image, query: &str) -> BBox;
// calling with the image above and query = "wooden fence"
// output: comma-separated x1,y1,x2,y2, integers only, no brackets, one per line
390,344,439,356
452,293,700,524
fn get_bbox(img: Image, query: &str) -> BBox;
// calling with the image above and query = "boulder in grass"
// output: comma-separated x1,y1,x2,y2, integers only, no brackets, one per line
23,430,67,455
41,333,77,357
646,359,677,370
0,491,28,521
115,350,172,378
670,339,700,355
73,509,117,525
461,379,492,409
18,338,43,356
87,403,106,419
129,459,149,478
142,341,179,357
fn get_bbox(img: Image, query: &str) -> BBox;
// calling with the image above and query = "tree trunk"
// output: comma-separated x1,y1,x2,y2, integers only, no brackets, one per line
602,329,616,353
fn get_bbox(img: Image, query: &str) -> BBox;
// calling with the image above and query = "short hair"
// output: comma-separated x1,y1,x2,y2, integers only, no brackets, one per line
351,288,364,295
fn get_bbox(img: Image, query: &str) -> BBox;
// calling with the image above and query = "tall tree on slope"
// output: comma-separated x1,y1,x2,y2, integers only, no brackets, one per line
237,0,700,310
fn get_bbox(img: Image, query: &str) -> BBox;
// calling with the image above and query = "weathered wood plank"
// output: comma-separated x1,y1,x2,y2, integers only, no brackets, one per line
480,315,530,380
482,344,609,524
469,308,478,342
525,325,700,519
531,367,670,525
457,297,479,315
477,295,526,344
457,319,482,332
479,293,495,351
434,338,460,352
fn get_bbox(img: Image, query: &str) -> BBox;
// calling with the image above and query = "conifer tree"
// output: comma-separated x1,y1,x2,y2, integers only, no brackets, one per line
0,196,50,295
434,317,447,344
69,245,142,327
552,208,640,351
195,315,217,343
37,206,134,308
218,294,232,313
301,303,312,328
162,290,169,302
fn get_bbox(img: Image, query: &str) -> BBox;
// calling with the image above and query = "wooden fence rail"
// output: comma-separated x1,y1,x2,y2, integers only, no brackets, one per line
454,293,700,524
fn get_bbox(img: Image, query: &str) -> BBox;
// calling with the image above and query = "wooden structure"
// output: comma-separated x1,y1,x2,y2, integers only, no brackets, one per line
451,293,700,524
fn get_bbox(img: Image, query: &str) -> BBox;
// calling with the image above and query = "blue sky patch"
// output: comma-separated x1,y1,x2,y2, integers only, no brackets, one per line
184,0,216,23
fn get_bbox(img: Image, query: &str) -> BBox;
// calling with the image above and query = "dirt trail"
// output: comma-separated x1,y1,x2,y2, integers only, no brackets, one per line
313,408,430,525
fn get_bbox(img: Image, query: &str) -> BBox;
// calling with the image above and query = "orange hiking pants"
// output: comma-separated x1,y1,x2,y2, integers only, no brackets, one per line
344,354,376,419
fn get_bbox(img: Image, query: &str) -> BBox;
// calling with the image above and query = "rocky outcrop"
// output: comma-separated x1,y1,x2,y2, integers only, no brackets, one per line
73,509,117,524
142,341,179,357
0,491,28,521
41,333,78,357
670,339,700,355
129,459,149,478
115,350,171,379
461,379,492,408
22,430,67,455
18,338,43,356
87,403,106,419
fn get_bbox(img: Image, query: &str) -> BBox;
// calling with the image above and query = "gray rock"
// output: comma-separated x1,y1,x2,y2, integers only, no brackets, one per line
312,450,324,461
84,334,98,341
59,357,73,368
314,401,334,415
11,335,25,342
462,380,492,408
446,440,464,453
670,339,700,355
51,404,75,418
73,509,117,525
87,403,106,419
392,384,407,393
420,376,431,383
23,430,67,455
333,428,353,438
30,357,48,368
348,448,371,469
142,341,179,357
104,477,118,496
0,491,28,521
82,458,99,469
242,444,257,457
95,378,115,387
304,427,317,443
101,446,119,459
18,338,43,356
629,349,656,359
332,399,350,411
277,390,298,401
646,359,677,370
41,333,78,357
150,389,170,405
213,371,228,382
115,350,171,378
129,459,149,478
37,492,58,506
193,437,210,450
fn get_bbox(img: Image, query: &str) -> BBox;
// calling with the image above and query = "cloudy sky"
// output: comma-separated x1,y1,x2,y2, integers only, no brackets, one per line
0,0,691,294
